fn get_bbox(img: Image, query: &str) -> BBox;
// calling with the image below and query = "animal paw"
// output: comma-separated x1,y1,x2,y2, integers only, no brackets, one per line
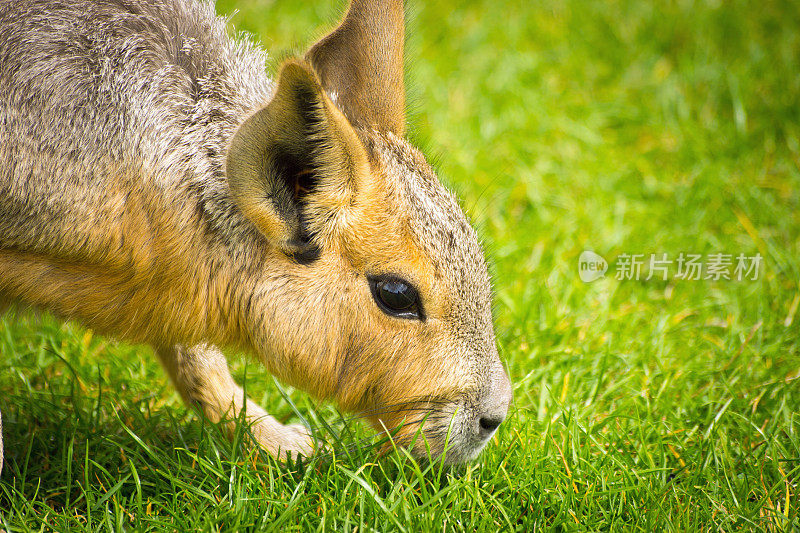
248,416,314,461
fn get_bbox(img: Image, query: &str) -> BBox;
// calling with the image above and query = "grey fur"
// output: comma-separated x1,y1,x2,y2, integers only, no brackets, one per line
0,0,269,259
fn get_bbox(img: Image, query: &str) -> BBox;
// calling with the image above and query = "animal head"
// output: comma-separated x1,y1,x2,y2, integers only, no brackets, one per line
226,0,511,463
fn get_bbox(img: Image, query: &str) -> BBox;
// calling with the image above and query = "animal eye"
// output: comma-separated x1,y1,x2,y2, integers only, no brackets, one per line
368,276,423,320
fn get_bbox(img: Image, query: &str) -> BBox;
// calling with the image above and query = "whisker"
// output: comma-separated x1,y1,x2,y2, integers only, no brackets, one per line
341,396,454,422
294,395,462,465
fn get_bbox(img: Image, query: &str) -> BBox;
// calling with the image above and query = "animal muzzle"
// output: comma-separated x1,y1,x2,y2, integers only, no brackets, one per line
429,364,513,464
474,367,513,441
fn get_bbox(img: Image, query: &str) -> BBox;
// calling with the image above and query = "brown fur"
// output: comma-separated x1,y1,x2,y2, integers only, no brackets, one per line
0,0,512,468
307,0,405,134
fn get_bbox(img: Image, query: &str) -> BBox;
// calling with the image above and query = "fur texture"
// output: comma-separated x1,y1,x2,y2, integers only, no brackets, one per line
0,0,512,466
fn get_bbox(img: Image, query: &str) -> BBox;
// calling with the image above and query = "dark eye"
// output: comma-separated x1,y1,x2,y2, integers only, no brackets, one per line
368,276,424,320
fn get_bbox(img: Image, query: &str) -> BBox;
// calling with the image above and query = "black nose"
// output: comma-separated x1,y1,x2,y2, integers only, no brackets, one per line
478,415,505,436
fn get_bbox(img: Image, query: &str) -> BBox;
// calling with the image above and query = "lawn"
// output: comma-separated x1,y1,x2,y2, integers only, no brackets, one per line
2,0,799,530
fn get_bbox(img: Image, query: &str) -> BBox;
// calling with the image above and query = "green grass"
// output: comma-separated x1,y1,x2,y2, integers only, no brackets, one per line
2,0,800,529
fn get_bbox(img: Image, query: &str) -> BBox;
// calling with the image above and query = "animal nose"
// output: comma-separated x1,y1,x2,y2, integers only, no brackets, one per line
478,414,505,434
476,369,512,439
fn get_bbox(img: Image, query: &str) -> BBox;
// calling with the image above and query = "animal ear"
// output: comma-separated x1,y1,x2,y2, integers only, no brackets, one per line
306,0,405,135
226,60,370,262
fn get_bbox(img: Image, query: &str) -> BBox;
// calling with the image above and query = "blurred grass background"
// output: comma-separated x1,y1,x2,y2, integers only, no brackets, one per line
1,0,799,529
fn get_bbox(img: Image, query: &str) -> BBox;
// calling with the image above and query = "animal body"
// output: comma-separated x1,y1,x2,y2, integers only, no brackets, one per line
0,0,512,473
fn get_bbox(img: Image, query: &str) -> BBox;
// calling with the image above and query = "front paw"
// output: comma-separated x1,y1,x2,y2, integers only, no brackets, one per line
249,417,314,461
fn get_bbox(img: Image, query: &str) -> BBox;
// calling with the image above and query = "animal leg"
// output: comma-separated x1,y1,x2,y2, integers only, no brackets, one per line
155,343,312,460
